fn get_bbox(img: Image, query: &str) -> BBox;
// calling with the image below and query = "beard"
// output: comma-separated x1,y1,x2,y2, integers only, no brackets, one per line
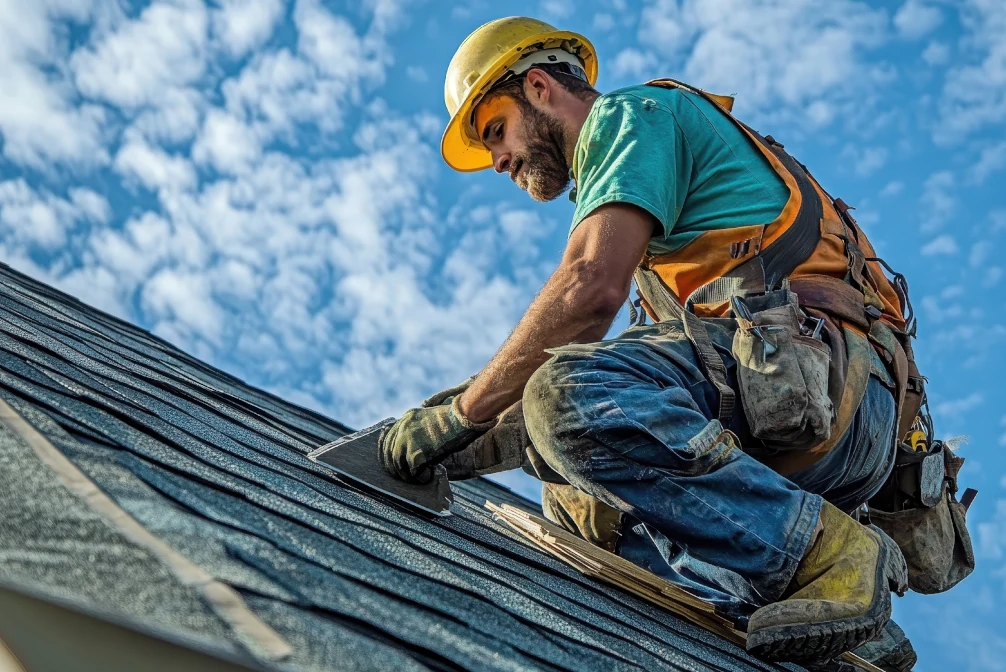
510,103,571,202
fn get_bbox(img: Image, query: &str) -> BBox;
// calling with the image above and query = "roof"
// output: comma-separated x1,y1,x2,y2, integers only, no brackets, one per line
0,261,798,672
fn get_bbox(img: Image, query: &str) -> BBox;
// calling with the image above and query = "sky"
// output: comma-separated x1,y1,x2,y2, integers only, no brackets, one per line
0,0,1003,668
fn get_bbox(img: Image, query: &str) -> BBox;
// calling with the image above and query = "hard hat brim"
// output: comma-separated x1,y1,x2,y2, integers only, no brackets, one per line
441,29,597,173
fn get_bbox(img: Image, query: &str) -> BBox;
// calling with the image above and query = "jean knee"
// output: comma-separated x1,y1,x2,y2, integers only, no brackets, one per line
523,358,563,452
523,355,590,472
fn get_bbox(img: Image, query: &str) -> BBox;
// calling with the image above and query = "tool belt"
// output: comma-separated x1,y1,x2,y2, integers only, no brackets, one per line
639,278,977,595
625,76,977,594
867,433,977,594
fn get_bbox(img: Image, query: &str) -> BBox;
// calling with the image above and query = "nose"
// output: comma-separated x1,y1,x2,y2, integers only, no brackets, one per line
494,152,511,175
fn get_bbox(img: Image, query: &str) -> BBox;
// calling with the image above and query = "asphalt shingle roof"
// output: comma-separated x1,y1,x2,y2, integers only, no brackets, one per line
0,262,797,672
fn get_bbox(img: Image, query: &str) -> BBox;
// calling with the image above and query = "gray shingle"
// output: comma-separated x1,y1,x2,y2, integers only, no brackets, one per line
0,262,797,672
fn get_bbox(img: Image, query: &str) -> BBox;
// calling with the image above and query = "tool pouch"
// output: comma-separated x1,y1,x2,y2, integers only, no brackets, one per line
731,288,835,451
868,441,976,594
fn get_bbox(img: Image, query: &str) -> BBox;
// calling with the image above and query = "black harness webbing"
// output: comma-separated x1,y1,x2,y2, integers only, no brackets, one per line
636,79,831,426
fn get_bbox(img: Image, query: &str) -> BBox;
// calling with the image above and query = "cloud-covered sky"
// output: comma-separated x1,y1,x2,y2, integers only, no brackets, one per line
1,0,1003,668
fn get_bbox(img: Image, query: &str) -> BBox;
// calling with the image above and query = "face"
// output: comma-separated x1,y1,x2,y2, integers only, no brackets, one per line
473,88,571,202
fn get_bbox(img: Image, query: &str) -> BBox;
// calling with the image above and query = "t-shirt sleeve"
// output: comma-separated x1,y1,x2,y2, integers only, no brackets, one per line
569,95,692,239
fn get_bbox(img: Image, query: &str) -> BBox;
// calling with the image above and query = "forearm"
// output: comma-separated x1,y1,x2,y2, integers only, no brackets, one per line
458,262,624,423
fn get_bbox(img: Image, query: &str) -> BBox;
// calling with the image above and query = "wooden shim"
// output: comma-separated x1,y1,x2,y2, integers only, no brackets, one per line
487,501,886,672
487,502,739,639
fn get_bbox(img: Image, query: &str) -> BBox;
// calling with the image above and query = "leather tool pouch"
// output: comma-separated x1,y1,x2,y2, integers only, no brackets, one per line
868,441,976,594
731,288,835,451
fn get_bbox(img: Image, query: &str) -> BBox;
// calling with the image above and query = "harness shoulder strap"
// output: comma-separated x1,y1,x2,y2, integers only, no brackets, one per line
644,78,824,295
681,311,735,425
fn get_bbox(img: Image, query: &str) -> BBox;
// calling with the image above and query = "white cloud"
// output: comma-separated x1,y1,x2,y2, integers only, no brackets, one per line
994,210,1006,232
115,134,198,192
842,144,889,177
920,170,956,232
922,40,950,66
211,0,286,58
880,180,904,197
130,87,205,144
636,0,890,126
921,234,959,256
894,0,943,39
69,188,111,224
970,240,992,268
0,0,110,169
970,141,1006,184
984,266,1003,287
214,0,397,149
979,499,1006,559
143,267,225,346
594,13,616,32
71,0,209,113
192,109,262,174
610,48,658,81
932,392,983,421
406,66,428,83
540,0,574,19
294,0,384,82
0,179,108,251
939,0,1006,138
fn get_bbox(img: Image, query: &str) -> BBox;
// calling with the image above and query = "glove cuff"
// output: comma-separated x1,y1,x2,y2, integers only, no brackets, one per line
450,395,496,433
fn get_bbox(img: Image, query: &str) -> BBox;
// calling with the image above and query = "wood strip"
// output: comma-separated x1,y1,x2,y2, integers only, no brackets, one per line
0,397,292,662
488,501,885,672
0,637,26,672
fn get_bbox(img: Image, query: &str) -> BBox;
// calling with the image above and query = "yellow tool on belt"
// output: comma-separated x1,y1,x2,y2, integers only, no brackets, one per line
904,416,928,452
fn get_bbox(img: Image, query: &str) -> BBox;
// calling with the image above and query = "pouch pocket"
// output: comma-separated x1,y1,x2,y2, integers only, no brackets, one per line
869,486,974,594
869,442,976,594
731,291,834,450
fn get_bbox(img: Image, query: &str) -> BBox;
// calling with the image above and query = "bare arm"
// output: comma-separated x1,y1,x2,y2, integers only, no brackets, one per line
457,203,655,423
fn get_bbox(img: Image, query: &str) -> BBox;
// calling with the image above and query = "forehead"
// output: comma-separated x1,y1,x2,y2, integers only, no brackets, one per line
473,95,518,140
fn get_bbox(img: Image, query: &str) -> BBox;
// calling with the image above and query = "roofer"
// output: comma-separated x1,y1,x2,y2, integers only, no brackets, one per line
379,17,974,668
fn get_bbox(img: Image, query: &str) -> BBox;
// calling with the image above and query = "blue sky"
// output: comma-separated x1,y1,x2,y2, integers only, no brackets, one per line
1,0,1003,668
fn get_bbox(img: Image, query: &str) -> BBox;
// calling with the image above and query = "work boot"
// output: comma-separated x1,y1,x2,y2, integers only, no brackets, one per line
852,619,917,671
746,502,908,664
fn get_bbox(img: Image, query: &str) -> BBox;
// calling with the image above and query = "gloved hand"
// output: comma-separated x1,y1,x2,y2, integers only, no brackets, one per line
440,401,530,480
379,396,494,484
421,376,475,408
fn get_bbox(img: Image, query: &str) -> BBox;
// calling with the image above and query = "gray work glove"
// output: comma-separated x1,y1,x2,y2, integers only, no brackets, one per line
421,377,475,408
378,396,494,484
440,401,531,480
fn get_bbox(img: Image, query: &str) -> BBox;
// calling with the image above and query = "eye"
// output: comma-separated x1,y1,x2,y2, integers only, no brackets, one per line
494,123,503,140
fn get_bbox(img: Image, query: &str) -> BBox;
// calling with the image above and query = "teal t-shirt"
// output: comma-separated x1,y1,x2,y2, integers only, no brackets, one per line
570,85,789,255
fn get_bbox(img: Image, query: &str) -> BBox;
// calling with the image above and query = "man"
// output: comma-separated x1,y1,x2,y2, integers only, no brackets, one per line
379,17,917,668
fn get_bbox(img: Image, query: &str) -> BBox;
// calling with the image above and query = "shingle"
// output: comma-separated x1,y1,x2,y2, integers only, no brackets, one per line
0,408,237,656
0,262,796,672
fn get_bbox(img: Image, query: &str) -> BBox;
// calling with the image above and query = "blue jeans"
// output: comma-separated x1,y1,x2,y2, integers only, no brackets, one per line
523,321,896,612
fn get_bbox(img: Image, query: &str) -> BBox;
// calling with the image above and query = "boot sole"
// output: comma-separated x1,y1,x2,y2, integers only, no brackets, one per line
746,528,908,664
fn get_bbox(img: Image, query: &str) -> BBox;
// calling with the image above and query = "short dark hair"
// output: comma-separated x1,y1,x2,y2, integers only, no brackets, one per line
483,62,598,108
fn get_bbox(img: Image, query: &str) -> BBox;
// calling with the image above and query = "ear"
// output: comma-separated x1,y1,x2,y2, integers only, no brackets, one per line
523,68,552,107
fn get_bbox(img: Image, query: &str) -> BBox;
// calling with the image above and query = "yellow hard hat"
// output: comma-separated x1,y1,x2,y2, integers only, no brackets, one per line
442,17,597,172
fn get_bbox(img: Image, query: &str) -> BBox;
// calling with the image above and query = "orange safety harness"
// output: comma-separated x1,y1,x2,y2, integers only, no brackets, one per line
633,78,924,474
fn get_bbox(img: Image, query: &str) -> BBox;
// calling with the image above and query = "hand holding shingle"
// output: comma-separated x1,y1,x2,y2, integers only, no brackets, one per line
378,396,494,484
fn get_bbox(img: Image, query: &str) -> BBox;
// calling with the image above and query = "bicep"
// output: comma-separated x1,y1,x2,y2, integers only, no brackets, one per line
562,203,655,293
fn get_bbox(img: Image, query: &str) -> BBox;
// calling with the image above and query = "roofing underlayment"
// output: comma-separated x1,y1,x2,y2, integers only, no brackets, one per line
0,261,803,672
